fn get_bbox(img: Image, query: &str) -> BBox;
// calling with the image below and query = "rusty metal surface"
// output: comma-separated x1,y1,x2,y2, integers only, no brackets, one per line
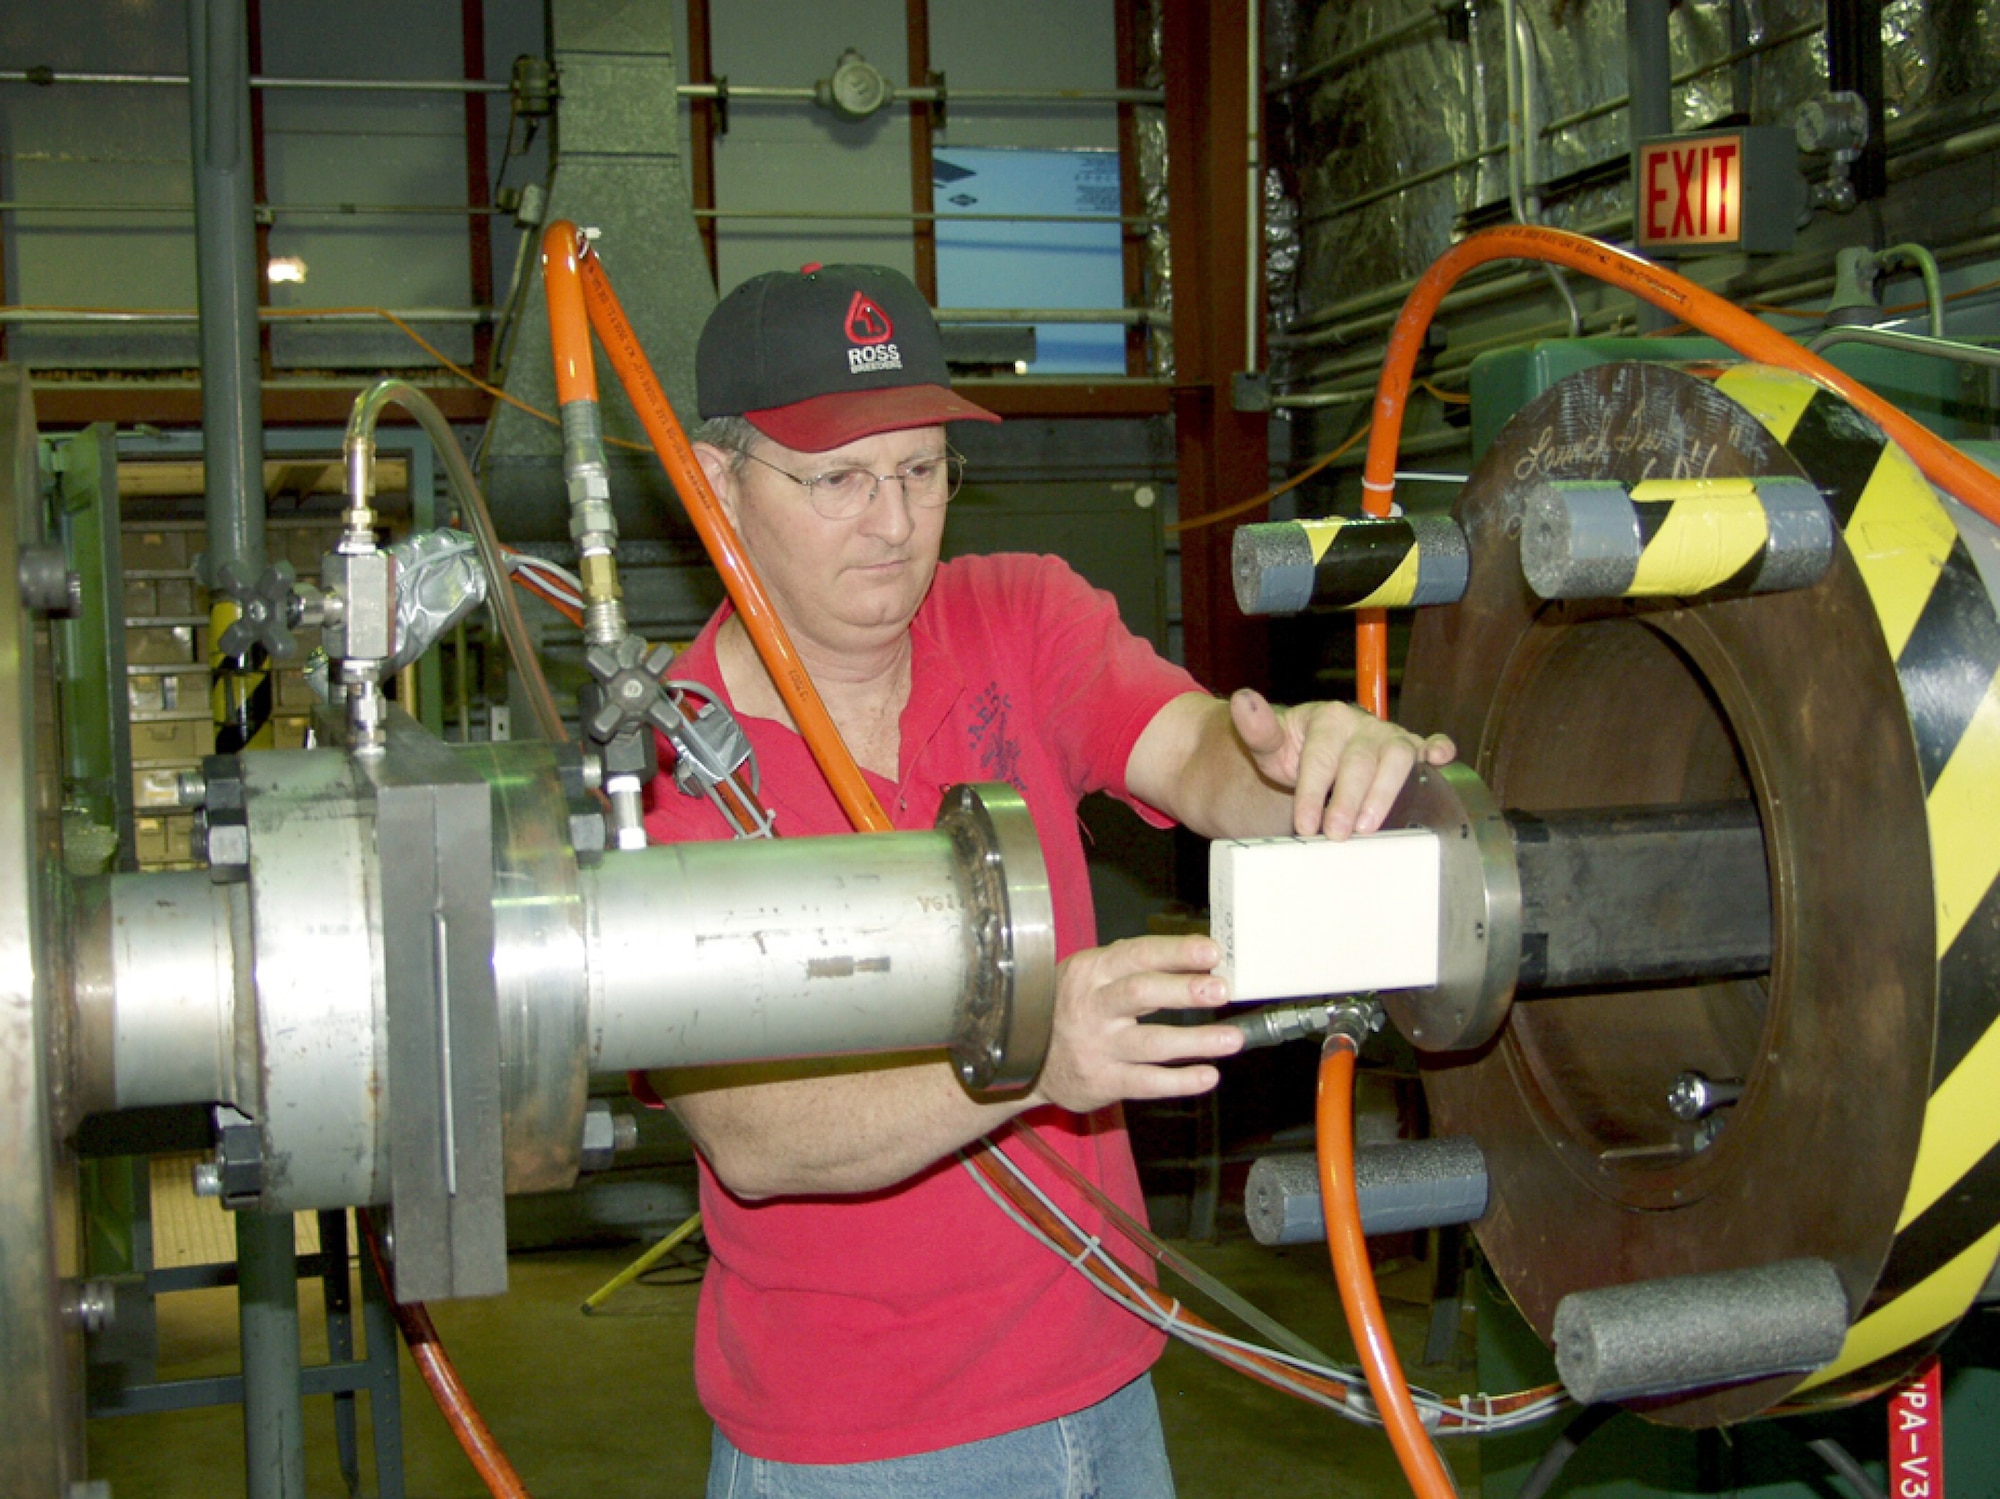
1400,362,1937,1426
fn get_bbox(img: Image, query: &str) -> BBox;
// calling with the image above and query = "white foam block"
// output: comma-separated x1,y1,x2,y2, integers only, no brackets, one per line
1209,830,1442,1002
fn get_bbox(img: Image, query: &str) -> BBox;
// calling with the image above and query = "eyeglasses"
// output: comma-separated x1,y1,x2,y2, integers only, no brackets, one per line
739,447,966,521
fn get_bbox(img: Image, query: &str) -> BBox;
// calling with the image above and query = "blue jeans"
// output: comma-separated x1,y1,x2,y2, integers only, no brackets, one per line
707,1374,1177,1499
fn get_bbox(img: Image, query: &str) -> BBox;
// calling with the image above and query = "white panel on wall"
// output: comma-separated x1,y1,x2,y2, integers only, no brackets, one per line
929,0,1119,152
694,0,1121,305
707,0,914,293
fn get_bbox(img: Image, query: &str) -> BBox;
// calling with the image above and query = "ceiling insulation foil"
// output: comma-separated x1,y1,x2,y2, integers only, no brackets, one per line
1269,0,1997,326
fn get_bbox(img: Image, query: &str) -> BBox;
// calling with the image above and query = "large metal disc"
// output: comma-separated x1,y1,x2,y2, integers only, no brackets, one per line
1401,362,1936,1426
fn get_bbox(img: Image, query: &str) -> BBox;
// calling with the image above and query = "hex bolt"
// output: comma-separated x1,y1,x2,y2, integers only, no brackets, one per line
191,1160,224,1198
1667,1070,1745,1123
70,1280,117,1336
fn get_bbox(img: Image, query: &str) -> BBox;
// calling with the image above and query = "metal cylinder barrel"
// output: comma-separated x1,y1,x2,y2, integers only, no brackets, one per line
585,831,992,1070
1232,514,1469,615
585,782,1051,1093
72,872,249,1116
74,745,1054,1210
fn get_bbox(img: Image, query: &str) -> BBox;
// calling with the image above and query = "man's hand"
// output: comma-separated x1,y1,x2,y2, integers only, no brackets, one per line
1229,687,1456,839
1030,934,1243,1115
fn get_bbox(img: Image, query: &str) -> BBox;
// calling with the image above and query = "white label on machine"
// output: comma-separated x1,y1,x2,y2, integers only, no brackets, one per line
1209,829,1443,1003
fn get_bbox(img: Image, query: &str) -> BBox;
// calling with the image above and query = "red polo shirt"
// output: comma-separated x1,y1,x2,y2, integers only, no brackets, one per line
643,552,1204,1463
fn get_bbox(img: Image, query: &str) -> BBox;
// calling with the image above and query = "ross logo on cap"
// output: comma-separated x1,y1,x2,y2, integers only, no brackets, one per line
843,289,903,374
845,291,894,345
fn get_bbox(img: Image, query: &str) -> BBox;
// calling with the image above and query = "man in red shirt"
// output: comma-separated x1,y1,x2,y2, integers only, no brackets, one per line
645,263,1453,1497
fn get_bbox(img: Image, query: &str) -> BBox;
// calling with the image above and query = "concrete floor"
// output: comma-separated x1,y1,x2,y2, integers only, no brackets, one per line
85,1227,1480,1498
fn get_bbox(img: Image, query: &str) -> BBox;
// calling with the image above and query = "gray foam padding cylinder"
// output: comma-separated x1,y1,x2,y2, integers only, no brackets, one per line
1233,522,1318,615
1520,480,1641,599
1552,1258,1851,1405
1245,1137,1489,1246
1749,476,1836,591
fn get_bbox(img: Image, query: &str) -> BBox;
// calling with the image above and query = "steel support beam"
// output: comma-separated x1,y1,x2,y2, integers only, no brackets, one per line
1827,0,1887,203
906,0,938,302
1161,0,1268,694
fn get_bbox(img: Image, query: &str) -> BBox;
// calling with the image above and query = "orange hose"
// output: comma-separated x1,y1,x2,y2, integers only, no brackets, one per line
1352,223,2000,716
539,223,600,408
536,220,891,834
1317,1038,1458,1499
359,1211,531,1499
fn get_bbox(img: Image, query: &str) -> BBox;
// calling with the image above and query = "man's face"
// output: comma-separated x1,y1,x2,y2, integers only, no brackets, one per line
706,424,950,654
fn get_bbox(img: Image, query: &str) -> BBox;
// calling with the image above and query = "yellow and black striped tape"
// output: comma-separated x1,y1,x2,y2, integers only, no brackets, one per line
208,597,276,754
1296,516,1426,609
1716,365,2000,1390
1627,478,1774,595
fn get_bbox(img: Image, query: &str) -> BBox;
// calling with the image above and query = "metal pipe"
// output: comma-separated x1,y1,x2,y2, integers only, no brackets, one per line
237,1211,307,1499
675,82,1162,104
188,0,266,595
1293,22,1823,236
1626,0,1673,148
582,832,990,1071
934,307,1162,324
1627,0,1674,333
1874,242,1948,336
0,67,507,93
1503,0,1581,337
0,200,504,216
1539,20,1824,137
8,200,1156,227
0,308,490,324
342,379,565,745
1279,206,1635,346
3,199,1141,226
690,207,1154,226
1807,323,2000,369
1275,7,1445,94
3,67,1158,105
1280,218,2000,385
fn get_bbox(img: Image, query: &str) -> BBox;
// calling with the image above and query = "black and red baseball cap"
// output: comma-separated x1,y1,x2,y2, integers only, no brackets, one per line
696,263,1000,453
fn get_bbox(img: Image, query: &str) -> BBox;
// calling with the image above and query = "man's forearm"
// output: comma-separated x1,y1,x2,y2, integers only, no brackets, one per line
1129,689,1452,841
1128,692,1293,839
659,1057,1037,1200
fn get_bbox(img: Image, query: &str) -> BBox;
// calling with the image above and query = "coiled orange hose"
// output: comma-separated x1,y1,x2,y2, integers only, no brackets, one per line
538,219,891,834
1317,1037,1458,1499
1352,223,2000,717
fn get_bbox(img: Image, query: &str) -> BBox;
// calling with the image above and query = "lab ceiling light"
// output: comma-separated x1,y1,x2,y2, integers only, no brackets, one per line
267,256,308,285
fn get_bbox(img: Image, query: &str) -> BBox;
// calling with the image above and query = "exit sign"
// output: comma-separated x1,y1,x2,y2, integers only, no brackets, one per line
1635,126,1802,255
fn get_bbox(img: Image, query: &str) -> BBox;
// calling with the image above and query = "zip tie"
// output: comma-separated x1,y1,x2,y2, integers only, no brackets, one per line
1069,1233,1104,1272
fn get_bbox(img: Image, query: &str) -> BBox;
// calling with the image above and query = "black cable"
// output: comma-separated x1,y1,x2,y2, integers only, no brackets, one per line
1806,1437,1889,1499
1514,1403,1616,1499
